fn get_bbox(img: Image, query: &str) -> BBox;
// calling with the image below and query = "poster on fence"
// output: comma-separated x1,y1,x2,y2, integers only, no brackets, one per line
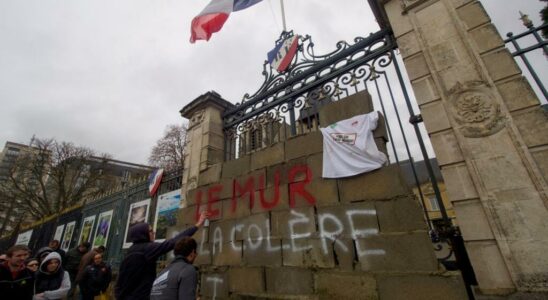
123,199,151,248
61,221,76,251
15,230,33,246
154,190,181,242
53,224,65,241
93,210,113,248
78,215,96,245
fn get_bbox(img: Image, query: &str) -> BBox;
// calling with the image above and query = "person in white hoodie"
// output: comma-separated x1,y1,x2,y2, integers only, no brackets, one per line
33,252,71,300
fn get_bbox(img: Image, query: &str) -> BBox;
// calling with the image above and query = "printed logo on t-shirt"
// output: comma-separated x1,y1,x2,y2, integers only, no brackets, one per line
330,133,357,145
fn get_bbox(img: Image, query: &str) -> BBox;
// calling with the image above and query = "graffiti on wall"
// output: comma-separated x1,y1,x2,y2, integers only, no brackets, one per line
186,164,386,265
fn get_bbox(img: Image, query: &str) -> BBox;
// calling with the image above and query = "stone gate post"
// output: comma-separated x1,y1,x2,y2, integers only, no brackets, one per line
179,91,234,206
375,0,548,296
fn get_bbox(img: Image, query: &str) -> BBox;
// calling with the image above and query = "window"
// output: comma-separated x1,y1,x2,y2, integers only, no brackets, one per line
428,196,440,211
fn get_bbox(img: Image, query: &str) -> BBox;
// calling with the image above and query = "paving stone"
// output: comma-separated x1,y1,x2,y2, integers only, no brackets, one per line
318,90,374,126
243,238,283,267
316,202,378,239
265,267,314,294
377,274,468,300
282,238,335,268
222,155,251,179
356,232,438,272
212,241,243,266
375,196,427,233
271,207,316,239
285,131,323,161
251,142,285,170
338,164,410,202
315,272,377,300
201,272,229,299
228,267,265,294
198,163,222,186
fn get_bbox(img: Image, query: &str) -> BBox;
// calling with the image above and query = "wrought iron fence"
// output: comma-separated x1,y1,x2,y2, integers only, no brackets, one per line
504,14,547,105
221,28,448,228
220,28,473,288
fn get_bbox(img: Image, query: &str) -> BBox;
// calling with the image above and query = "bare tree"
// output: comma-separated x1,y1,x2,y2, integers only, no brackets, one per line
0,138,112,224
148,124,187,171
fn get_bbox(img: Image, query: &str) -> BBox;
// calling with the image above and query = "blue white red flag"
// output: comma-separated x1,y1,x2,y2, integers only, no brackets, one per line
190,0,263,43
267,35,299,72
148,168,164,196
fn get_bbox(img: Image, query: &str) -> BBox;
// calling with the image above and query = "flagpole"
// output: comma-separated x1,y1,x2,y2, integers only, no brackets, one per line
280,0,287,32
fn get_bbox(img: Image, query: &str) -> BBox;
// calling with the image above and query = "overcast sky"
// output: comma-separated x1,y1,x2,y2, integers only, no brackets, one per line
0,0,545,165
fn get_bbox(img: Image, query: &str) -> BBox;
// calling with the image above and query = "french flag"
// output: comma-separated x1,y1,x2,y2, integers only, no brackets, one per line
148,168,164,196
190,0,263,43
267,34,299,72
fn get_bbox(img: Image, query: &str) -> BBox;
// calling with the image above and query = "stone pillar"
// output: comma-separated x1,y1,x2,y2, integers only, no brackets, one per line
378,0,548,295
179,91,234,206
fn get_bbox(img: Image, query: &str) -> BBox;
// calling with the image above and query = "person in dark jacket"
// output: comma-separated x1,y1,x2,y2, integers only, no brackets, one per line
75,245,105,284
64,242,90,299
150,237,198,300
33,252,71,300
79,253,112,300
0,245,34,300
48,240,66,264
115,211,208,300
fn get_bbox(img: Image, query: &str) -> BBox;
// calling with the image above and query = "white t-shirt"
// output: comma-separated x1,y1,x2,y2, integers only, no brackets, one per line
320,111,387,178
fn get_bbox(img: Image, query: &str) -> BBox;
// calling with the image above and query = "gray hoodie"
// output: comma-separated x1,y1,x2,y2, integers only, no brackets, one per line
33,252,71,300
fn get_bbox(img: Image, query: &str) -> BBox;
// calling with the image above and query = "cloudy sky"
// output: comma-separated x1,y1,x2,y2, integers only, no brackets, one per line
0,0,545,165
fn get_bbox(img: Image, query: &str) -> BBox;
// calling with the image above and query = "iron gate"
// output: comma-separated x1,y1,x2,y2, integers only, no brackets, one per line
221,27,476,297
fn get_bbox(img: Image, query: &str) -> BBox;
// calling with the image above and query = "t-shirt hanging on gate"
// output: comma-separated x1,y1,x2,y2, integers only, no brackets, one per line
320,111,387,178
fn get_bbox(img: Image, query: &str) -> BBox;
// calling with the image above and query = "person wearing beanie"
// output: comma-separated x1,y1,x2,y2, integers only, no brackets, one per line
114,211,209,300
33,252,70,300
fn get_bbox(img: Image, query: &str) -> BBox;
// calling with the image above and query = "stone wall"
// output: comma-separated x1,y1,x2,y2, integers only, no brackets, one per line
176,93,467,299
379,0,548,295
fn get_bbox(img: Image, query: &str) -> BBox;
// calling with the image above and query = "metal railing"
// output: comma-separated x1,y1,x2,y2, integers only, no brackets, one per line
504,13,548,104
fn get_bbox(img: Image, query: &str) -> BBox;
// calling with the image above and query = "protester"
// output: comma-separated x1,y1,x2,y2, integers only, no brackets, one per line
36,247,53,264
115,211,209,300
64,241,91,298
33,252,70,300
25,258,40,273
75,245,105,284
0,245,34,300
150,237,199,300
48,240,66,263
78,253,112,300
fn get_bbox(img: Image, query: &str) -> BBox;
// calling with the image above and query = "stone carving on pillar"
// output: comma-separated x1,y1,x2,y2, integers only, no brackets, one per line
187,176,197,191
400,0,429,13
188,109,205,129
448,81,505,138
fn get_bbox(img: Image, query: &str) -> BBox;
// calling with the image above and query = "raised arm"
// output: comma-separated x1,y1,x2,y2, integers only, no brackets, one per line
144,211,209,260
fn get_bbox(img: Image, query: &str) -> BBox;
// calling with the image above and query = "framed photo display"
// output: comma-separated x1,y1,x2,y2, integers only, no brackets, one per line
78,215,96,245
61,221,76,251
93,210,114,248
123,199,151,248
154,190,181,242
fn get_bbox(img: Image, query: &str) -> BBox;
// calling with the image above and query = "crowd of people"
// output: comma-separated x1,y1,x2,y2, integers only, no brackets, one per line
0,211,208,300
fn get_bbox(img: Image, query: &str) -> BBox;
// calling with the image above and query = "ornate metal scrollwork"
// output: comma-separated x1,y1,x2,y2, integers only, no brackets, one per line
222,28,396,130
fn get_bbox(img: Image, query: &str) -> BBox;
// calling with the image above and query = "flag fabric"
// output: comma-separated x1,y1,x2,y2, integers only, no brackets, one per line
190,0,263,43
267,34,299,72
148,168,164,196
